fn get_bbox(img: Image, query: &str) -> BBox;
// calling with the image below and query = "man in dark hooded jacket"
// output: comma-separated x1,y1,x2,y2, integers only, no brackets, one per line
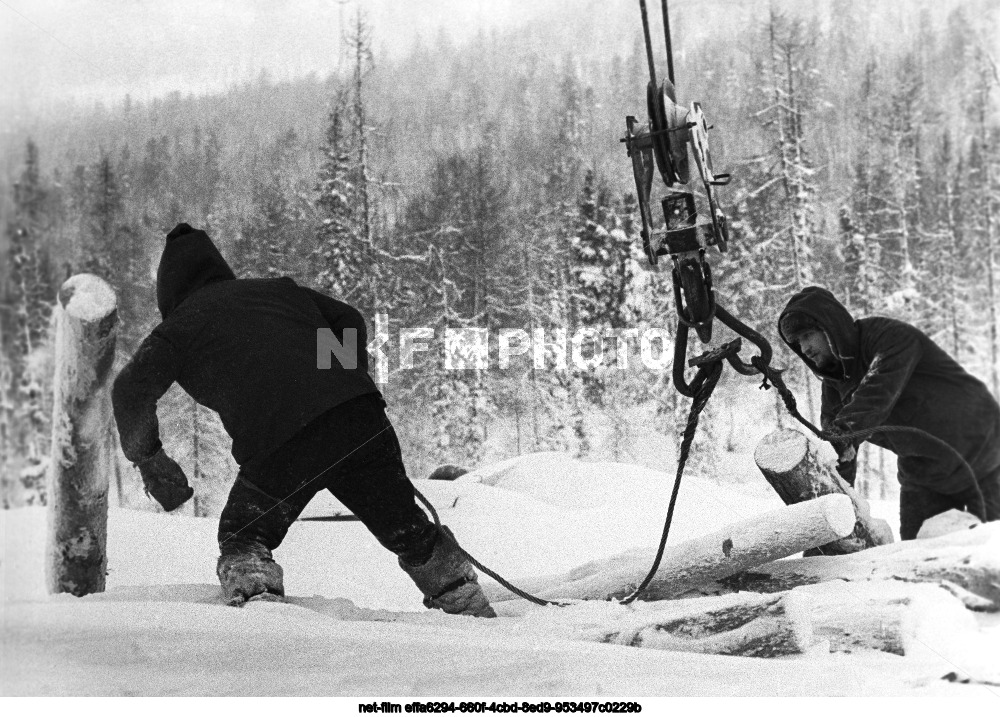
778,287,1000,539
112,223,495,616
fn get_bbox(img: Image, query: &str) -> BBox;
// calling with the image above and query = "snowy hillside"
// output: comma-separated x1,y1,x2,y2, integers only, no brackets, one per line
3,453,999,699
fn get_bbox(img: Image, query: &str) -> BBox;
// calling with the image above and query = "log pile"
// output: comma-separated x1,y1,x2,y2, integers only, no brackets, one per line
484,488,998,659
546,578,979,658
704,521,1000,608
474,434,996,660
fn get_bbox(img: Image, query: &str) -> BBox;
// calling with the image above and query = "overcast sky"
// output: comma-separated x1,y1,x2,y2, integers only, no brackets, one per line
3,0,995,121
0,0,570,114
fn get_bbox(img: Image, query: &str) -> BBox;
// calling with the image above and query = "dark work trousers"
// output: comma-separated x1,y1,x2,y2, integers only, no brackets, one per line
217,394,439,566
899,464,1000,540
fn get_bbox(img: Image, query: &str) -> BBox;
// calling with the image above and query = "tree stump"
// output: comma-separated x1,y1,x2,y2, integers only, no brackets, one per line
754,428,893,554
46,274,118,596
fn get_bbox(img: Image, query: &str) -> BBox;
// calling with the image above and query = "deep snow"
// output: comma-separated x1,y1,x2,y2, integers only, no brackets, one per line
2,452,999,702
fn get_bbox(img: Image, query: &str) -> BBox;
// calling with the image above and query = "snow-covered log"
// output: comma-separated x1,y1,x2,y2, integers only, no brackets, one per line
754,429,893,554
916,509,981,539
46,274,118,597
710,522,1000,610
603,592,814,658
510,579,976,658
485,494,857,603
799,580,978,655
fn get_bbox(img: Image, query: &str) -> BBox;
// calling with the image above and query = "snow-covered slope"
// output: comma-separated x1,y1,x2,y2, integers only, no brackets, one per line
2,453,997,698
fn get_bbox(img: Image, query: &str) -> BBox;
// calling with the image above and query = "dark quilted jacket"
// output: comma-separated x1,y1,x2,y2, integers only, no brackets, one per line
112,224,382,474
779,287,1000,493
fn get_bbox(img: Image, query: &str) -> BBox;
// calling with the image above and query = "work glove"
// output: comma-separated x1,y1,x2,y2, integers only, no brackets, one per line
136,448,194,512
827,426,858,488
835,456,858,488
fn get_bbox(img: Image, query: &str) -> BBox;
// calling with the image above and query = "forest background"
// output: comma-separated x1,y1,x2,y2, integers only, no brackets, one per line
2,0,999,516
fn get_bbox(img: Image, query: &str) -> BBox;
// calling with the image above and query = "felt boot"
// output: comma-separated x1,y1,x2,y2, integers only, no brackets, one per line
217,550,285,605
399,529,496,618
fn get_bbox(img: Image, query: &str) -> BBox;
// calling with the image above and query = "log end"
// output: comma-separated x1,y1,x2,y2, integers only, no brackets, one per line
754,428,809,473
59,274,118,323
817,493,858,539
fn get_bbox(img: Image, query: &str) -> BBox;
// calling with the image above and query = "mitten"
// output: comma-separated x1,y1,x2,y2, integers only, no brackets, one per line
137,448,194,512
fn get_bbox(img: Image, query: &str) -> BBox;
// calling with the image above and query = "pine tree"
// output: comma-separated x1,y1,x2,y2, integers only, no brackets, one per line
235,129,307,279
3,140,57,505
763,9,820,292
315,96,368,305
568,169,633,408
965,48,1000,398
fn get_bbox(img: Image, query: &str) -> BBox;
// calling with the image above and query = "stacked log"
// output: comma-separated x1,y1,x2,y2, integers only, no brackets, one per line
754,428,893,554
485,493,858,603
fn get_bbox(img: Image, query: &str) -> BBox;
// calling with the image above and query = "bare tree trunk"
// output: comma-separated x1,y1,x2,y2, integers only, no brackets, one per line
986,199,998,399
191,398,205,517
0,342,11,500
46,274,118,597
354,10,372,250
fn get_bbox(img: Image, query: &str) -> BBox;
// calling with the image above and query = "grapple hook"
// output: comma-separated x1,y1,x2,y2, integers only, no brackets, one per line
715,304,774,377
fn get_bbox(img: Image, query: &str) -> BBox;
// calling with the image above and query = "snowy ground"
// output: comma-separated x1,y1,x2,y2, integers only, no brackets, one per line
2,452,998,703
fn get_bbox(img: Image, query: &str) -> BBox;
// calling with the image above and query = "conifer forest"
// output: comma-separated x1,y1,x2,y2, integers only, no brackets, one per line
2,0,999,514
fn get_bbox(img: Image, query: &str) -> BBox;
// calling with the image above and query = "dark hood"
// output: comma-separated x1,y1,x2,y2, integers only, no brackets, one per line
778,286,860,380
156,223,236,319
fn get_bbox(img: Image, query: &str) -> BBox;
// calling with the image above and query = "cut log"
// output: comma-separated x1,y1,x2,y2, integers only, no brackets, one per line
510,579,976,658
46,274,118,597
754,428,893,554
606,592,814,658
484,493,857,603
705,521,1000,609
916,509,981,539
797,580,978,656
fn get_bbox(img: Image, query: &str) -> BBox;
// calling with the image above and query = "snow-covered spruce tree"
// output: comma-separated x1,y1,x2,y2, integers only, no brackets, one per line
963,48,999,399
916,133,972,364
504,212,567,454
762,9,819,293
314,97,367,305
349,9,374,256
343,8,390,318
861,51,929,323
74,151,152,353
762,9,823,423
718,12,822,428
0,345,13,507
4,140,57,505
152,385,237,516
568,169,633,404
314,82,384,321
839,60,886,319
535,58,593,457
565,170,639,458
235,129,313,281
396,147,514,466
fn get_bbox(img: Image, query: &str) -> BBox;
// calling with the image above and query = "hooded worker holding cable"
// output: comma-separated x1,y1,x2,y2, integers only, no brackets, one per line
777,286,1000,539
111,222,495,616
